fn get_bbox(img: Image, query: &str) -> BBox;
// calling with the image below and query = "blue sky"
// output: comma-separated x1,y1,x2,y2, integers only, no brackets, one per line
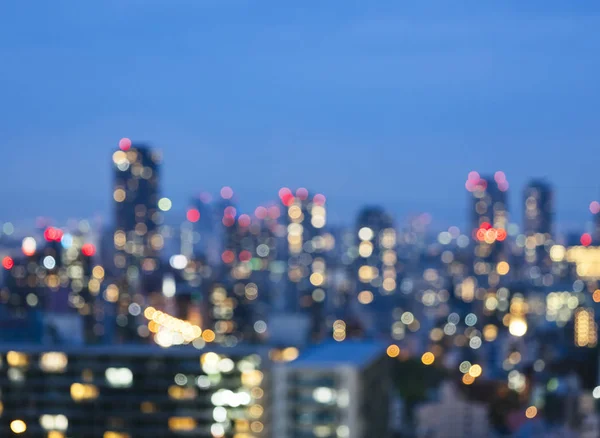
1,1,599,231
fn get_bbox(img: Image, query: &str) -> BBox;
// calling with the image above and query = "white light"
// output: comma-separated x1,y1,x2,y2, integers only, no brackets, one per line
213,407,227,422
358,227,374,241
163,273,176,297
218,358,234,373
210,424,225,437
197,375,211,389
169,254,188,270
22,237,37,255
313,387,335,404
594,386,600,399
158,197,172,211
105,367,133,388
509,319,528,337
175,373,188,386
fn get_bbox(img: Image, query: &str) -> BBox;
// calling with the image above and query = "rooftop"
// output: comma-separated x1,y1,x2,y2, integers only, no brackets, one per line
288,340,386,369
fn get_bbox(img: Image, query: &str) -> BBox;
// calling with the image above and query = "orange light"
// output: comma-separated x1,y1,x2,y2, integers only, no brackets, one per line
386,345,400,358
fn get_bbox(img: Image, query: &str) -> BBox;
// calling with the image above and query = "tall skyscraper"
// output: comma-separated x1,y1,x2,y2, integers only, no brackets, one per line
466,172,509,270
523,180,553,278
354,206,398,336
280,188,330,340
111,139,162,341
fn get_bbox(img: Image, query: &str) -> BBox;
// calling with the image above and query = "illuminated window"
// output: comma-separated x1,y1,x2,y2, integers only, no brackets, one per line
6,351,28,368
168,417,196,432
106,368,133,388
40,352,68,373
70,383,99,402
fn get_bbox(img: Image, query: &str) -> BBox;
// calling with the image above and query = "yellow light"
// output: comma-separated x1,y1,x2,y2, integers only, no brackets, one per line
92,265,105,279
462,374,475,385
468,364,482,378
525,406,537,419
357,290,374,304
6,351,28,367
549,245,565,262
386,345,400,358
168,417,197,432
104,284,119,303
309,272,324,286
496,261,510,275
113,188,126,202
10,420,27,434
104,432,131,438
421,352,435,365
39,352,68,373
509,317,527,337
282,347,299,362
358,241,373,258
48,432,65,438
202,329,215,342
483,324,498,342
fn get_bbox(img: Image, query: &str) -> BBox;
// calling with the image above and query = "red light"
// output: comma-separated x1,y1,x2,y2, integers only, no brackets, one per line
2,256,14,270
590,201,600,215
82,244,96,257
268,206,280,219
186,208,200,223
581,233,592,247
224,206,236,217
281,193,294,207
313,194,326,205
238,214,251,227
239,250,252,262
494,171,506,184
220,186,233,200
222,215,235,227
296,188,309,200
255,206,267,219
475,229,486,241
480,222,492,230
43,227,63,242
221,250,235,264
468,171,480,181
278,187,291,199
496,229,507,241
119,137,132,151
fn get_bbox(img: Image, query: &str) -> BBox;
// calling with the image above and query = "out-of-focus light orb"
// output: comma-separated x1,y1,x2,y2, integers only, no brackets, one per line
220,186,233,199
581,233,593,247
10,420,27,434
593,386,600,399
61,233,73,249
22,237,37,256
82,243,96,257
468,364,482,378
509,318,528,337
3,222,14,235
386,345,400,358
358,227,374,241
158,198,172,211
119,137,132,151
186,208,200,223
496,261,510,275
590,201,600,214
525,406,538,419
43,256,56,270
421,352,435,365
2,256,14,270
550,245,565,262
169,254,188,270
357,290,373,304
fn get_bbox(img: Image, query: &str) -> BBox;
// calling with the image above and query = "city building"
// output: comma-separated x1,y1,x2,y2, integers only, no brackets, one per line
523,180,554,280
272,341,390,438
0,345,268,437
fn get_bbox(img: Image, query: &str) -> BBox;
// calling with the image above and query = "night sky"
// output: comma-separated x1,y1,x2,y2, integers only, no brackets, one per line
1,1,599,232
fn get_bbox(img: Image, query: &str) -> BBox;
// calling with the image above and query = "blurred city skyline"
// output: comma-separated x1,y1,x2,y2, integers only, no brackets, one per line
2,1,600,230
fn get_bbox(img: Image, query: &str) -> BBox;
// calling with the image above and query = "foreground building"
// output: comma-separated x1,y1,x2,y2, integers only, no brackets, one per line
0,345,268,437
271,341,390,438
